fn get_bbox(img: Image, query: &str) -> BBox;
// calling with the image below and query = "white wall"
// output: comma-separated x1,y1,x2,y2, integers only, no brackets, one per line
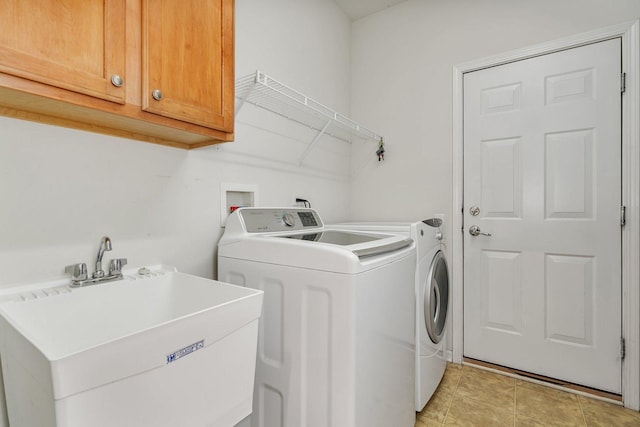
0,0,352,289
350,0,640,235
349,0,640,367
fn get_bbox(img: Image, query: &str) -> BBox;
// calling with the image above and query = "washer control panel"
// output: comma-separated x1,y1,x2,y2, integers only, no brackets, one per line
239,208,323,233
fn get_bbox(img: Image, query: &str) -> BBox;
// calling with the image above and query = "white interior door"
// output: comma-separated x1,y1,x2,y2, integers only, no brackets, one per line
463,38,622,393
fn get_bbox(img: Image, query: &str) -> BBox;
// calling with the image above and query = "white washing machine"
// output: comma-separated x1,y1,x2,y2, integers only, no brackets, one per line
330,219,449,411
218,208,417,427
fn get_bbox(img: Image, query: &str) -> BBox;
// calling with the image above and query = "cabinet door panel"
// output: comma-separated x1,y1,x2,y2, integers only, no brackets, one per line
142,0,234,132
0,0,126,103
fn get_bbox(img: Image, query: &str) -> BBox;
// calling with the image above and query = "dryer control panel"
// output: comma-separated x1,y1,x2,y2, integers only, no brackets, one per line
238,208,324,233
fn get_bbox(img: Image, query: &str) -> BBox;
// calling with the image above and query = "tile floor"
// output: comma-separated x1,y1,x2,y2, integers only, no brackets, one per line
415,363,640,426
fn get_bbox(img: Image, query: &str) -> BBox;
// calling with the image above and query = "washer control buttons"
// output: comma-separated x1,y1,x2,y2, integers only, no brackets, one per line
298,211,318,227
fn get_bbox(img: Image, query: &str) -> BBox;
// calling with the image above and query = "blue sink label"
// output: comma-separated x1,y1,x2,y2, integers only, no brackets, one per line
166,340,205,364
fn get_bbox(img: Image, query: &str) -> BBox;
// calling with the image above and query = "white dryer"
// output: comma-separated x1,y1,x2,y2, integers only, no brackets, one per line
218,208,417,427
330,219,449,411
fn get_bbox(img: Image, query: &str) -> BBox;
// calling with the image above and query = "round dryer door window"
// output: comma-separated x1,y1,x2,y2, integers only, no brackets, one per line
424,250,449,344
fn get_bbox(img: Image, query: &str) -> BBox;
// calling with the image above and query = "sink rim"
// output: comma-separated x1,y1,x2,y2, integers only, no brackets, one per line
0,265,263,361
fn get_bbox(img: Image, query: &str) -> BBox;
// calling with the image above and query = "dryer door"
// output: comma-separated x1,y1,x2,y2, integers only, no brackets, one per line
424,251,449,344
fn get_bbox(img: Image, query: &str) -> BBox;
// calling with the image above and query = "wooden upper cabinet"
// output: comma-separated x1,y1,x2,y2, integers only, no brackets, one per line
0,0,235,148
142,0,234,132
0,0,126,104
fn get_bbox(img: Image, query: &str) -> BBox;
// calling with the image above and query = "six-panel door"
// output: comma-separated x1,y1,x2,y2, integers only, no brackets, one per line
463,39,622,393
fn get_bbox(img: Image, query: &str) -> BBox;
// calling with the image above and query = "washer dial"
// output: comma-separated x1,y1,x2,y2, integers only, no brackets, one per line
282,212,296,227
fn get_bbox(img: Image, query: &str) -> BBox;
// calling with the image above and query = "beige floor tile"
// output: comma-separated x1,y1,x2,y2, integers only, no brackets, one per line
516,381,586,426
515,418,550,426
578,395,640,427
417,364,461,423
416,363,640,426
418,385,455,424
456,366,515,409
415,416,444,427
437,368,462,395
444,362,463,378
444,394,514,426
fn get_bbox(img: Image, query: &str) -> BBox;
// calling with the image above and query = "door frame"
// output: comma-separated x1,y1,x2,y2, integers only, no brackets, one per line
452,20,640,409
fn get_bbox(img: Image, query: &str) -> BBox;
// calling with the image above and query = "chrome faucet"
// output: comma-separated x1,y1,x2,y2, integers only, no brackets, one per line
65,236,127,287
93,236,112,279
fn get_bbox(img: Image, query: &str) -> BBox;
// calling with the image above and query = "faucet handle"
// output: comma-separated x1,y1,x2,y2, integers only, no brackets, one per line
65,263,88,281
109,258,128,276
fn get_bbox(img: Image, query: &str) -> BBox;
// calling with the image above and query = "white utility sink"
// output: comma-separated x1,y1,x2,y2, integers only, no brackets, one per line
0,266,263,427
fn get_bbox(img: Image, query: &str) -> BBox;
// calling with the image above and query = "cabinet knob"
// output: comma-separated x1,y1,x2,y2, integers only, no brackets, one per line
111,74,124,87
152,89,164,101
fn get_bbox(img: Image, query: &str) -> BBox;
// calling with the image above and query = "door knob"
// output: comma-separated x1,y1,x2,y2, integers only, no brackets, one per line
469,225,491,237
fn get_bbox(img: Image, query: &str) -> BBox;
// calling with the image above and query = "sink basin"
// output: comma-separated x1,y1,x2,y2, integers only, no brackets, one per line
0,266,263,427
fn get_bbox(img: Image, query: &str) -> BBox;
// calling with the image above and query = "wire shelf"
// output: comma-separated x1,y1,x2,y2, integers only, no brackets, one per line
235,70,383,162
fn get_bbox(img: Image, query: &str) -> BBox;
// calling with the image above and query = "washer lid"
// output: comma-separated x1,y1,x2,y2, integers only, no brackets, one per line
219,209,415,273
277,230,381,245
329,222,413,236
276,230,412,258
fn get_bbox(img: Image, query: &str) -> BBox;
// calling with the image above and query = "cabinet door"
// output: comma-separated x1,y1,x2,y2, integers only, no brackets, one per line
0,0,126,104
142,0,234,132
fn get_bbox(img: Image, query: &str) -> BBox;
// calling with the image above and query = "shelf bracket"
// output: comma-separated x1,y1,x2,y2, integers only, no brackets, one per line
298,120,332,166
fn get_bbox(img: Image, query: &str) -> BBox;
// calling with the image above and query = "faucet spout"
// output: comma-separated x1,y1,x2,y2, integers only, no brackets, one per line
93,236,112,278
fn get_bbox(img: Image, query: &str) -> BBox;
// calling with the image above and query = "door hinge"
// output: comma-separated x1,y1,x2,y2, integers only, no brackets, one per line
621,205,626,226
621,72,627,94
621,337,626,360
